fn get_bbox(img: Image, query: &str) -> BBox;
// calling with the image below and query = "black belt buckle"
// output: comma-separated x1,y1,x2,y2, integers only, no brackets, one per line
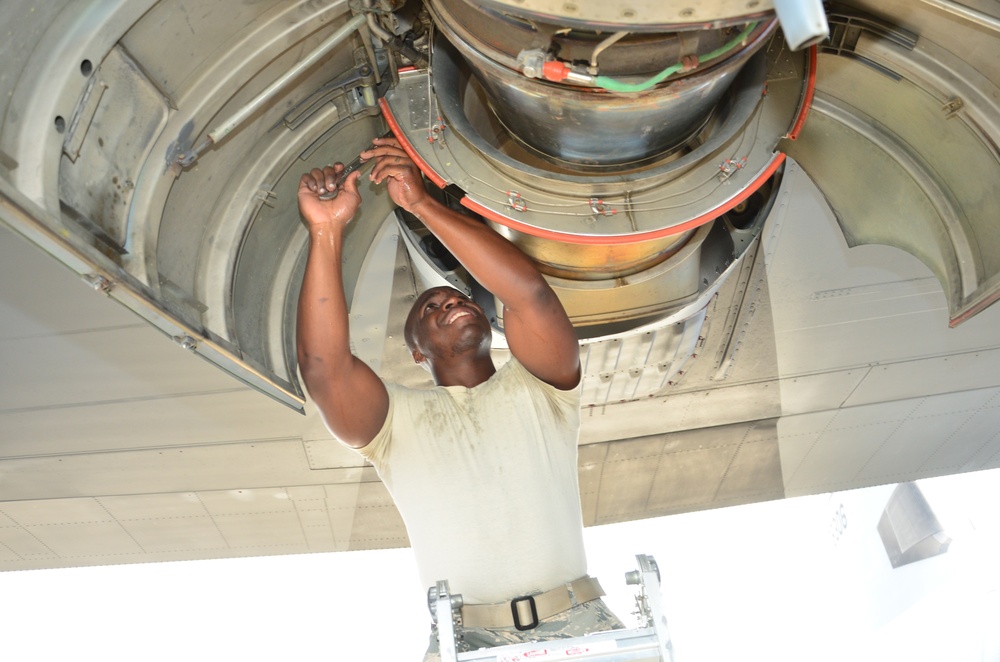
510,595,539,631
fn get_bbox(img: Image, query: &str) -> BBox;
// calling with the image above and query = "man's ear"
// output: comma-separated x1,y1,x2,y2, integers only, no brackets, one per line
411,348,427,366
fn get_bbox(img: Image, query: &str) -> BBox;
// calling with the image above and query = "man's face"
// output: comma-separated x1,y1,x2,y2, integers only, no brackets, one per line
406,286,491,363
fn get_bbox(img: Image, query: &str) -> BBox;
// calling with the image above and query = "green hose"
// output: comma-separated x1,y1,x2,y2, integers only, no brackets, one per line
594,22,759,93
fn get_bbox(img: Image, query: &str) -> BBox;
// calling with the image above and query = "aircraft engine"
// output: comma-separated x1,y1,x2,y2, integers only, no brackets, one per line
0,0,823,409
379,0,817,366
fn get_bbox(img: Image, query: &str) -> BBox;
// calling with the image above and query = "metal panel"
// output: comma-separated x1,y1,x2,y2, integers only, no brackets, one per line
855,408,987,482
198,488,298,516
0,441,372,502
2,325,242,412
29,522,142,558
0,1,71,136
580,312,703,406
764,161,1000,379
349,482,409,549
122,516,229,554
780,386,1000,495
118,0,309,102
713,424,784,502
0,498,113,526
475,0,777,28
323,483,368,549
214,511,307,548
3,0,1000,576
99,492,217,520
0,391,302,458
782,16,1000,324
877,482,950,569
0,1,388,412
775,369,868,416
595,437,669,522
0,225,141,339
578,443,609,527
780,402,925,492
58,46,169,252
586,421,784,526
580,380,780,442
646,445,742,511
0,480,410,570
920,399,1000,472
843,349,1000,408
0,527,54,560
766,158,1000,496
1,164,308,410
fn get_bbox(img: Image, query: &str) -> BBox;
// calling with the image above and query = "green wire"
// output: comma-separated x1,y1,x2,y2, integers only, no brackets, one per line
594,22,759,93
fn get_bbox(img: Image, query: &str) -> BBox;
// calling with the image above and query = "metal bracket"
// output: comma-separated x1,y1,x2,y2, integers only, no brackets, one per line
174,14,369,167
173,335,198,351
625,554,673,661
506,191,528,212
718,156,747,181
81,273,113,295
429,116,447,144
429,580,464,662
253,187,277,208
282,63,379,132
590,197,617,216
942,96,964,119
63,77,108,163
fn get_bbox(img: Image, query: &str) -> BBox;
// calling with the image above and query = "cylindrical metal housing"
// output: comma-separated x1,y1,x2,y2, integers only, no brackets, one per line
429,0,775,167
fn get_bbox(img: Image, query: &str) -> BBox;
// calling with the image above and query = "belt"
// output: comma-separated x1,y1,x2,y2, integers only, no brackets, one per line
460,576,605,631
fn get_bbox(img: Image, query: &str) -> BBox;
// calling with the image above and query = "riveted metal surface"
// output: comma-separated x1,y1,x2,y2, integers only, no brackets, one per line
58,46,168,256
472,0,776,31
4,0,1000,575
384,34,804,242
783,8,1000,325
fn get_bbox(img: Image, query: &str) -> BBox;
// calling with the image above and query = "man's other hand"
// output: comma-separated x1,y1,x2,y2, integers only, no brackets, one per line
297,164,362,230
361,137,429,212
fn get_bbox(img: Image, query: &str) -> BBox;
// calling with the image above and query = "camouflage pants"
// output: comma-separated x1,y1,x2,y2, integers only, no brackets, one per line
422,598,625,661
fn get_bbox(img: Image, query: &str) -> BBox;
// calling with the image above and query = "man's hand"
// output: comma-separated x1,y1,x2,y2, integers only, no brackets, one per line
358,136,579,391
361,137,430,212
297,164,362,231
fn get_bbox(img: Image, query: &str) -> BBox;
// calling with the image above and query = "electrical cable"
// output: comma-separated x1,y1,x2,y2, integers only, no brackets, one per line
594,22,759,93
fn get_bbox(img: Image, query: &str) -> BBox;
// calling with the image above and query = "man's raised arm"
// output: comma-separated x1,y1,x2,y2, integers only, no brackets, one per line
296,165,388,448
362,138,580,390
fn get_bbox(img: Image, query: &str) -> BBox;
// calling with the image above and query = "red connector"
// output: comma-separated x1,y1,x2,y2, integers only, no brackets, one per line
542,60,571,82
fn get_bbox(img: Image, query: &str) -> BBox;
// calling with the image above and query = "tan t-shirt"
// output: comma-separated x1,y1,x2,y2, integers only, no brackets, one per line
359,357,587,605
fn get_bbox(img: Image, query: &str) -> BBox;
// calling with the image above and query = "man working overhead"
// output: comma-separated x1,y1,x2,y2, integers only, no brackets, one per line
296,136,623,659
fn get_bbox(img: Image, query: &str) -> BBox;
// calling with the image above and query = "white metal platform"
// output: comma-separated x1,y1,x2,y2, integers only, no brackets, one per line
431,555,673,662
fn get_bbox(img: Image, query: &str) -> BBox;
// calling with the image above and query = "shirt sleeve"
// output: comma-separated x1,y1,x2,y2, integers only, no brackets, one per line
356,384,397,469
506,356,582,421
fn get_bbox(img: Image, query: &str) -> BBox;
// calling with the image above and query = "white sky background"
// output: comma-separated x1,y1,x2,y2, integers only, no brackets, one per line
2,469,998,662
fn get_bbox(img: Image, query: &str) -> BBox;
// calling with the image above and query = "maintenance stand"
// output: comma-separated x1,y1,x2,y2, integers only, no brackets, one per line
429,554,674,661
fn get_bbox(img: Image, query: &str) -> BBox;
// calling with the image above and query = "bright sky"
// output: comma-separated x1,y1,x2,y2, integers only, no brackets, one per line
1,469,998,662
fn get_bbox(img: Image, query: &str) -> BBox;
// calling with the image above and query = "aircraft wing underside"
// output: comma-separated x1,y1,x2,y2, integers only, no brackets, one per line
2,0,1000,570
